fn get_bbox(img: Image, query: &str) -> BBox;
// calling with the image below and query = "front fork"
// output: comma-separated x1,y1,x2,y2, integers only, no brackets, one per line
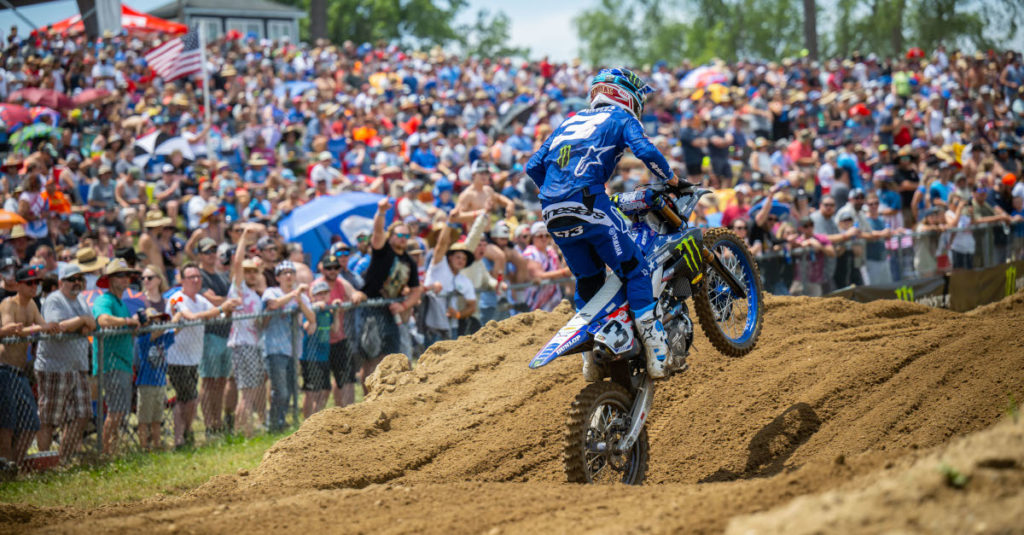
702,246,747,298
614,372,653,455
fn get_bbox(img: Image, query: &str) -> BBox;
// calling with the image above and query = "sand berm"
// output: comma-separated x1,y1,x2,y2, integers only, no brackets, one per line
3,291,1024,534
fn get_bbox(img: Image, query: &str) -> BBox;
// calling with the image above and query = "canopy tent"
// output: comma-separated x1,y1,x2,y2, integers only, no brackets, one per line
40,5,186,36
278,192,393,272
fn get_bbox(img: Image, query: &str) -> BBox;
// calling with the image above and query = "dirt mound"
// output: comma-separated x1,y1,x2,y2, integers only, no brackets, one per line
233,293,1022,494
6,292,1024,533
726,415,1024,534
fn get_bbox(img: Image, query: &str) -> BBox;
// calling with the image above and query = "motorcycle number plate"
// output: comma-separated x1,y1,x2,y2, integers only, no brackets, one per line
594,319,635,355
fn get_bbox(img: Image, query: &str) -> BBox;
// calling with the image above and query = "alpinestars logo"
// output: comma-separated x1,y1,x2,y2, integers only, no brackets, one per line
573,145,614,177
556,144,572,168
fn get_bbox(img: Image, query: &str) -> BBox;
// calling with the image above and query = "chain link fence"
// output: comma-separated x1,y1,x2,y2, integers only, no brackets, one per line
0,298,413,474
750,221,1024,296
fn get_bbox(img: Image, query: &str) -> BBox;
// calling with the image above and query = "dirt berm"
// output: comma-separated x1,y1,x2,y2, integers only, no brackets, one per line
4,292,1023,534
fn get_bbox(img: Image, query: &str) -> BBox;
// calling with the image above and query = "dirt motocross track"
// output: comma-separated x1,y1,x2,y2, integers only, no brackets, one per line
4,292,1024,534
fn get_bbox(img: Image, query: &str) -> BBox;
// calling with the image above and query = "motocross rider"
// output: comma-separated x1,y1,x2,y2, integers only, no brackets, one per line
526,67,683,381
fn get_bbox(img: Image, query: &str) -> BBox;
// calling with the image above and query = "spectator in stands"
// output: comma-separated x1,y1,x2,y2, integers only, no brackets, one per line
166,263,239,448
785,217,836,296
227,228,266,437
523,222,571,312
35,264,95,462
189,237,234,435
862,193,895,284
1,266,55,468
363,197,423,379
91,259,140,455
302,280,334,418
425,218,477,342
914,207,945,277
137,265,171,451
314,251,365,408
811,195,857,292
262,260,315,432
946,193,976,269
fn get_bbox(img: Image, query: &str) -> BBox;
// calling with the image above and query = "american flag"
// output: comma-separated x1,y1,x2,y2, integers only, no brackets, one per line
145,30,203,81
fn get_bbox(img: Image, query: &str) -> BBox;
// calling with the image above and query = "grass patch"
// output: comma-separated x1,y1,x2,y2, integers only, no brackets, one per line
0,431,290,508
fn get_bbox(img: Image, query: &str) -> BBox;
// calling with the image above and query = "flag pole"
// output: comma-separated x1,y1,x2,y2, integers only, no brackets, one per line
198,25,214,159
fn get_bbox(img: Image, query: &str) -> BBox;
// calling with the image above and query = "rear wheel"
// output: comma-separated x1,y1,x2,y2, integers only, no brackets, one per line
692,227,764,357
563,381,648,485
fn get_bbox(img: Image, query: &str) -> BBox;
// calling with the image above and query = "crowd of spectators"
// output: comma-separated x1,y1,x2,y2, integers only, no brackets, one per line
1,21,1024,470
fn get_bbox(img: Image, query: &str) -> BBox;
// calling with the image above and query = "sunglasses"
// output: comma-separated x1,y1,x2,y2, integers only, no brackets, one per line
821,203,836,207
142,275,158,281
334,250,351,256
733,226,748,230
21,279,40,286
65,276,84,283
867,201,879,206
393,233,411,239
801,223,814,228
357,236,369,242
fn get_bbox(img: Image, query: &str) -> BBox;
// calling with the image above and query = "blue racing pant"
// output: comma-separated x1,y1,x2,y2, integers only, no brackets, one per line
542,190,654,314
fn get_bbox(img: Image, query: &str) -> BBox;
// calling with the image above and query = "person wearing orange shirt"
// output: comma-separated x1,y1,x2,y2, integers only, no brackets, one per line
41,177,71,215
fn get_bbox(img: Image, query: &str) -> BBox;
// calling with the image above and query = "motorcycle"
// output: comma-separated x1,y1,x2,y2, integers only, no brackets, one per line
528,183,764,484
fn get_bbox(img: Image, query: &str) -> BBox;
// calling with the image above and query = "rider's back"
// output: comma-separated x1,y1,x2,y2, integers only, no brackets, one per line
532,106,667,203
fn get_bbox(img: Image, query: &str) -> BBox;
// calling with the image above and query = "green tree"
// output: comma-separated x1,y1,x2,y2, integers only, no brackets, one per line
279,0,468,46
460,9,530,59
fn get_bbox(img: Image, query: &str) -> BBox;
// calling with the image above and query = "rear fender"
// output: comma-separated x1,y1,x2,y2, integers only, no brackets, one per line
528,277,627,369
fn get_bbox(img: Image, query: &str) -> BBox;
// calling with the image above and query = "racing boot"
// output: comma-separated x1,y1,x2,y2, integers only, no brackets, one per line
581,351,604,382
636,307,672,379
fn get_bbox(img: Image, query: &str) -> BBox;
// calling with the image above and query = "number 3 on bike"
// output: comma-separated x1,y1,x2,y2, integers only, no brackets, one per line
525,67,764,485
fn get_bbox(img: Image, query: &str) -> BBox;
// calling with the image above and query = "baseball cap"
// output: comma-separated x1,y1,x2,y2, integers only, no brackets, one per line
197,237,218,253
490,221,511,239
275,260,296,275
311,280,330,295
16,265,43,282
58,263,82,281
257,236,276,250
530,221,547,236
1003,173,1017,186
161,163,175,174
837,211,855,222
850,188,866,199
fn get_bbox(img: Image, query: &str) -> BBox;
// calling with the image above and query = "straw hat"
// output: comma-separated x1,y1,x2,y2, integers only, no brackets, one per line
96,258,139,289
2,155,22,169
446,241,476,263
171,93,189,107
7,224,27,239
143,210,174,228
73,246,109,273
248,154,269,166
199,204,222,223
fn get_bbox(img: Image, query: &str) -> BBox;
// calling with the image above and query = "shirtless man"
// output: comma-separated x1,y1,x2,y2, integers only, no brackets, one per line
0,266,58,468
452,163,515,225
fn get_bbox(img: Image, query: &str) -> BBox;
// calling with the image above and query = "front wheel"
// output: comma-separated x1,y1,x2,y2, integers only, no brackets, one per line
692,227,765,357
563,381,648,485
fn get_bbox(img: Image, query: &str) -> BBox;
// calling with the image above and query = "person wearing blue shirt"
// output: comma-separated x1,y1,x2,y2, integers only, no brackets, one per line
526,67,681,380
836,144,862,190
410,138,439,178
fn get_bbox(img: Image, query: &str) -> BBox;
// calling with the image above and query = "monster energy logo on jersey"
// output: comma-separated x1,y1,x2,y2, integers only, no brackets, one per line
894,285,914,302
1006,265,1018,297
557,144,572,168
676,235,700,277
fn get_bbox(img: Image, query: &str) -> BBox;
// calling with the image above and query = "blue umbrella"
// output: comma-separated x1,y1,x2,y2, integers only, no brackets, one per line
274,81,317,99
747,198,792,219
278,192,393,270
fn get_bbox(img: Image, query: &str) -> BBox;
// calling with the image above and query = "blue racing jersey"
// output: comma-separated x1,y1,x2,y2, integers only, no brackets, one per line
526,106,673,202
